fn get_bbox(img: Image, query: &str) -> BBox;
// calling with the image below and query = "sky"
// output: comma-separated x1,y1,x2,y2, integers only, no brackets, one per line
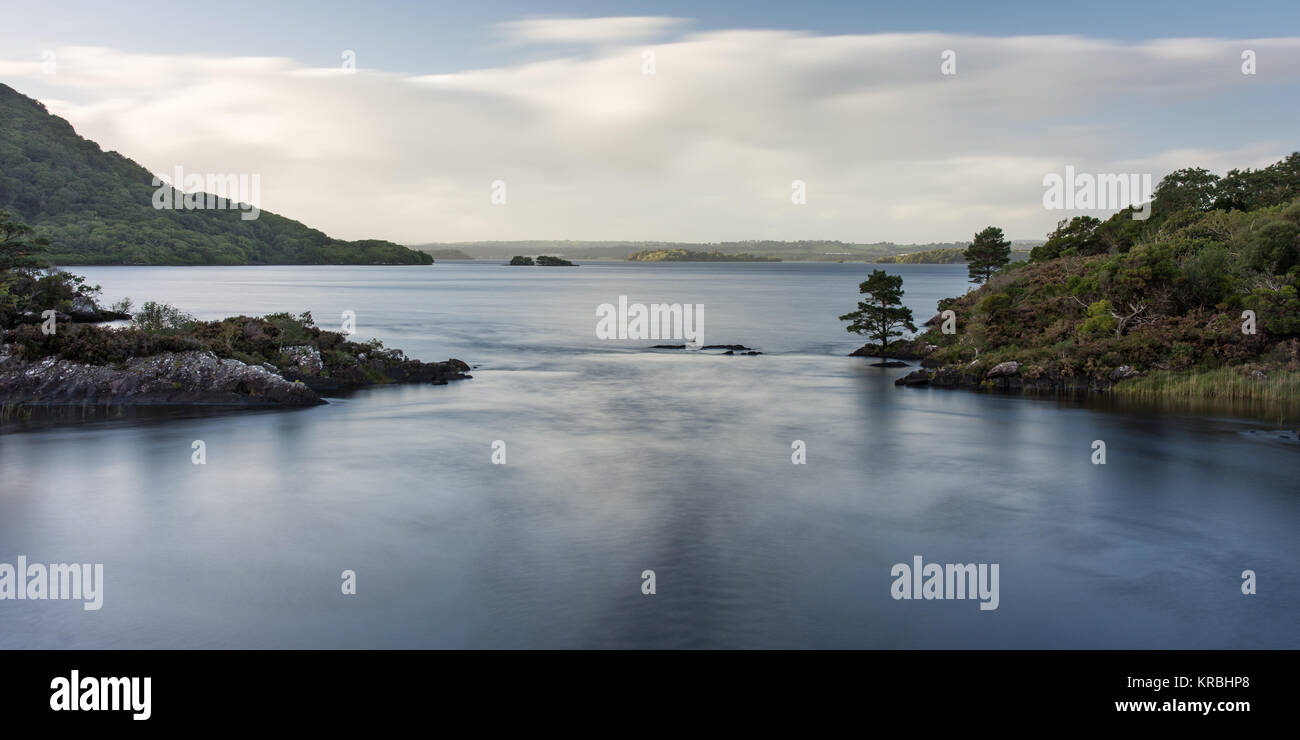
1,0,1298,244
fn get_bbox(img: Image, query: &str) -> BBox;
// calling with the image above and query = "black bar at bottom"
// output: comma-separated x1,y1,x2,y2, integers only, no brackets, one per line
0,650,1286,727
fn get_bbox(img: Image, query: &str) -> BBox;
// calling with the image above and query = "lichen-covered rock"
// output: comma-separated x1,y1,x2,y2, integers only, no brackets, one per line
0,349,324,407
282,345,324,375
986,361,1021,379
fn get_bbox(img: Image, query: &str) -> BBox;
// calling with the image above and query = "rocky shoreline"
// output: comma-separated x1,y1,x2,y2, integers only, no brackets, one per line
0,344,471,409
891,360,1138,394
851,341,1139,394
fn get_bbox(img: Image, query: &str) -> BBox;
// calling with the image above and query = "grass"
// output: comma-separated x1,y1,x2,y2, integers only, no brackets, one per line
1112,367,1300,404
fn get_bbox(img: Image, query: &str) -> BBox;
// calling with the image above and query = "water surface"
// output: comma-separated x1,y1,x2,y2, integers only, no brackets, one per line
1,262,1295,648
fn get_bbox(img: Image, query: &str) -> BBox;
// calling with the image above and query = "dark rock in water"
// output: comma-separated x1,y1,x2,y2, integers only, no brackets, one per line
871,360,909,368
743,351,761,355
651,344,687,349
0,348,324,407
930,367,968,387
703,344,751,351
850,340,932,360
894,370,931,386
723,350,734,355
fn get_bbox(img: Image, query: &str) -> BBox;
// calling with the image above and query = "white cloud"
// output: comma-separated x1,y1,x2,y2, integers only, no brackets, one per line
498,16,688,45
2,26,1298,244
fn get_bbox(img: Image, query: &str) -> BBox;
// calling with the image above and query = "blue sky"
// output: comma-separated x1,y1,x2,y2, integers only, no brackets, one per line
2,1,1298,243
10,0,1300,74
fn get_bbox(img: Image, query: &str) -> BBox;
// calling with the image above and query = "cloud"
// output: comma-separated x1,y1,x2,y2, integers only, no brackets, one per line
498,16,688,45
2,25,1298,244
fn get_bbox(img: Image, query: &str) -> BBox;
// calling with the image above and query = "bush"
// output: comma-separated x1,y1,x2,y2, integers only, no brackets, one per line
132,301,196,332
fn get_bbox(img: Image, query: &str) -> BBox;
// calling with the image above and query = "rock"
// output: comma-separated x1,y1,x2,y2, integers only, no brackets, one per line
282,345,324,375
871,360,909,367
986,361,1021,379
920,357,943,368
0,350,324,407
894,370,931,386
703,344,751,351
1109,365,1142,382
651,344,686,349
930,367,966,387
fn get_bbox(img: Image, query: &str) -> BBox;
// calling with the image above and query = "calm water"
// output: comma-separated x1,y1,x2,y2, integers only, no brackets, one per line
1,262,1296,648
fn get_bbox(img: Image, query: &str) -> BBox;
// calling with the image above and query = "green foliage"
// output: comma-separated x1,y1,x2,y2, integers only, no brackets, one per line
1245,283,1300,336
909,165,1300,389
1152,167,1221,214
963,226,1011,284
1030,216,1104,261
508,255,535,265
1079,300,1118,336
976,293,1012,315
840,269,917,357
131,301,196,333
535,255,575,266
0,84,432,266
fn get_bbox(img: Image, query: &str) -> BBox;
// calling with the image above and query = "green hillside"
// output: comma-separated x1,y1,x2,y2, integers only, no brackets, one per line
0,83,431,265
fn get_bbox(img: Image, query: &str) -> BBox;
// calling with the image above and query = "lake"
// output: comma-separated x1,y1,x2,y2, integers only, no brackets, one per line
1,261,1296,648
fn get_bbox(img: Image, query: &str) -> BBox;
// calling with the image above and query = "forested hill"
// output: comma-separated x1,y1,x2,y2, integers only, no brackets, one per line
0,84,431,265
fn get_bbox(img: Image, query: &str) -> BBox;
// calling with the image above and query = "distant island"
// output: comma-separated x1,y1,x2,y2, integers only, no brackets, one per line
509,255,575,266
874,248,966,264
628,249,780,262
0,84,432,266
875,248,1033,264
415,239,1044,262
856,152,1300,407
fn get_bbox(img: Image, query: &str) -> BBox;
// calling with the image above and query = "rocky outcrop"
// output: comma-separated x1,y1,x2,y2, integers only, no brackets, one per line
895,361,1122,394
0,344,474,408
0,348,324,407
279,347,471,392
850,339,938,361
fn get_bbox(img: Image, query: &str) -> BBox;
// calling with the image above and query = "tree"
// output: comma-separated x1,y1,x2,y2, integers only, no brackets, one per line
839,269,917,359
1152,167,1220,214
1030,216,1103,262
963,226,1010,284
0,209,49,271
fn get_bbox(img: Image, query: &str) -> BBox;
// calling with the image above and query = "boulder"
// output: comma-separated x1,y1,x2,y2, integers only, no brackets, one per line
1109,365,1142,382
282,345,324,375
894,370,931,386
986,361,1021,379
